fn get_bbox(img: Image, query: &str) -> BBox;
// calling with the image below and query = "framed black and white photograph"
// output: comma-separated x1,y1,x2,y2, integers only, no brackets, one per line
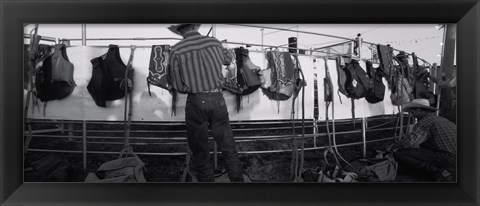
1,0,479,205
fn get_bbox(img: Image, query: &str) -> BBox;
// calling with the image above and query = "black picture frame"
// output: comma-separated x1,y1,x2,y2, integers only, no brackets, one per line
1,0,479,205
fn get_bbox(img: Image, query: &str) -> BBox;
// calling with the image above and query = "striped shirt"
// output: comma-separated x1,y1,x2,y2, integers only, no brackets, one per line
398,113,456,155
168,31,232,94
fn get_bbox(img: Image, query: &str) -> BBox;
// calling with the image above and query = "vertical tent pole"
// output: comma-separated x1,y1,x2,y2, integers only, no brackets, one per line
83,120,87,170
81,24,86,46
60,122,65,133
212,24,216,37
437,24,456,116
68,122,74,141
261,28,264,51
356,34,363,60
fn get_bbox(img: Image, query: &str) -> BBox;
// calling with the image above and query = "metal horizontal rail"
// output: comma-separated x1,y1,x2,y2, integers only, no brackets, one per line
27,136,395,156
27,148,188,156
72,135,308,146
227,24,353,41
64,37,182,41
61,125,315,134
30,128,63,134
23,34,57,42
241,137,395,154
26,118,314,125
312,40,353,51
62,37,311,54
25,116,394,129
27,124,399,142
361,41,431,66
26,115,395,123
25,115,403,167
75,141,187,146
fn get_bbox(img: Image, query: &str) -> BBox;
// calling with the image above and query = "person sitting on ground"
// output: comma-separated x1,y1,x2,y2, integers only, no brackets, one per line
387,98,456,182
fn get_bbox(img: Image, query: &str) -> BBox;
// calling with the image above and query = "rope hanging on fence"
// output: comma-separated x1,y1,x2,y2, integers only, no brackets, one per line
119,45,137,158
289,54,306,182
392,55,407,143
322,57,340,166
324,57,352,168
24,24,40,157
24,24,39,123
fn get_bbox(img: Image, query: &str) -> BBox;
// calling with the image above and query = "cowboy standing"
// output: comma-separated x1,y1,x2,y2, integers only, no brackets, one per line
388,98,456,182
167,24,244,182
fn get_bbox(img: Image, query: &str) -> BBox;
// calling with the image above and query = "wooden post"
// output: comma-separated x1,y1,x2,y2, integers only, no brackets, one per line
441,24,456,83
438,24,456,119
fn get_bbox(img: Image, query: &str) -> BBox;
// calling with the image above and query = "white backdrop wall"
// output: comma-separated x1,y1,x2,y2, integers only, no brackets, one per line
25,46,316,121
25,45,403,121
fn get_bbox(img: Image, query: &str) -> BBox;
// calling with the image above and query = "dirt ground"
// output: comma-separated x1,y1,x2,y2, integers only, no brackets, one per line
23,117,433,183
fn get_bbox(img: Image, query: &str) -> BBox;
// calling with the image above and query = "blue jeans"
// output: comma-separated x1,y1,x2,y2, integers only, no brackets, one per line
185,92,244,182
394,147,456,179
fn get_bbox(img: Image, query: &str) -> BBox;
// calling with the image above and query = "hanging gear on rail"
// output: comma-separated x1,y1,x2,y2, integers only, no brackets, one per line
365,60,386,104
147,45,172,92
261,50,306,115
222,47,262,112
87,44,133,107
146,44,178,116
343,59,373,100
340,58,373,127
85,46,147,183
261,50,305,101
24,44,53,90
35,44,76,103
334,56,349,104
377,44,395,89
390,53,413,106
411,52,433,100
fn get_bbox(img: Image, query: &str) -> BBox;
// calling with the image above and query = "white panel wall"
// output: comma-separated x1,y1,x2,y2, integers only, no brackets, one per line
25,47,316,121
25,46,405,121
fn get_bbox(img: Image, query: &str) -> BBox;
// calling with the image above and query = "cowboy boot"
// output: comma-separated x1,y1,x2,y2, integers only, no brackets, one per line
421,162,454,182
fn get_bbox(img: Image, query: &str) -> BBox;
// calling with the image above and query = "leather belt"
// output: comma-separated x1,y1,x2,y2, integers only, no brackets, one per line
199,88,222,93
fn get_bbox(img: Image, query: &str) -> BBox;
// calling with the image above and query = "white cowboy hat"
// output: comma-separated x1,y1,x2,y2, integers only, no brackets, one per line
167,24,200,36
402,98,437,112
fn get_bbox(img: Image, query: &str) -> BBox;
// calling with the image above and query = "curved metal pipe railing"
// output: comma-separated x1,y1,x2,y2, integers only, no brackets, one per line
23,23,426,172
